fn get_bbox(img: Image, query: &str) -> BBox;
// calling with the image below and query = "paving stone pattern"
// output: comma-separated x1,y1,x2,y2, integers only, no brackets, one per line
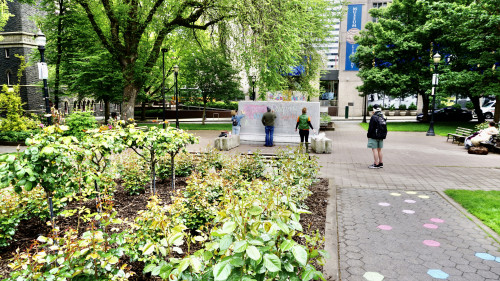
337,188,500,281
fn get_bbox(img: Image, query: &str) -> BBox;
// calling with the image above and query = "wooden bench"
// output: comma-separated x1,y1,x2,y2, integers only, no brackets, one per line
447,127,473,144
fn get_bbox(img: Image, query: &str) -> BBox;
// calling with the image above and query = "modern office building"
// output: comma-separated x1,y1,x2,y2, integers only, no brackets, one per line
330,0,392,117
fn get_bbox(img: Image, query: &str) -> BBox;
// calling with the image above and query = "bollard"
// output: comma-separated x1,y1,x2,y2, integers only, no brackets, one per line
345,106,349,119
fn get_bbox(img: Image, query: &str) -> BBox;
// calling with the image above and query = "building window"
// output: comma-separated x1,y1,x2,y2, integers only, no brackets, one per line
4,49,9,58
6,71,13,85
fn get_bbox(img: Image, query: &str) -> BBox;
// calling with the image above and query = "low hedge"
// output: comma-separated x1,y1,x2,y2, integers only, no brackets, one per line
0,130,40,143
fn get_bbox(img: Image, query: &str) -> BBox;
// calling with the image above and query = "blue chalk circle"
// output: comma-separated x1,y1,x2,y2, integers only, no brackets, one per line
475,253,496,261
427,269,449,279
495,256,500,263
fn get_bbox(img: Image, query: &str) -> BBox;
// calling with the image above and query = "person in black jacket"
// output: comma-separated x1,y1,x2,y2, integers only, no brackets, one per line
367,104,387,169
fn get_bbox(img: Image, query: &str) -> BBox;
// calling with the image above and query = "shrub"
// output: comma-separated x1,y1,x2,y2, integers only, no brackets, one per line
121,153,149,195
0,130,40,143
367,104,373,112
157,152,195,179
389,104,396,110
408,102,417,110
466,101,475,110
0,188,24,247
64,111,98,140
398,104,407,110
452,103,462,109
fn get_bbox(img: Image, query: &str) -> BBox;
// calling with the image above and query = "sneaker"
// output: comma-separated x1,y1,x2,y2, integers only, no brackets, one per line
368,164,380,169
377,163,383,168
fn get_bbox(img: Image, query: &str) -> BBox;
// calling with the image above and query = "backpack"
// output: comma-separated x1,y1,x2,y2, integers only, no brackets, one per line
232,117,238,126
374,114,387,139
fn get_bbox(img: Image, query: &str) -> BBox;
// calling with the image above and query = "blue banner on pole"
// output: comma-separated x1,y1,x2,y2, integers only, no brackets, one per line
345,4,363,71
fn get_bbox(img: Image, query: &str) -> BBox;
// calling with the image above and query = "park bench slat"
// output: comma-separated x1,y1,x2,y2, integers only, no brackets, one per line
447,127,473,144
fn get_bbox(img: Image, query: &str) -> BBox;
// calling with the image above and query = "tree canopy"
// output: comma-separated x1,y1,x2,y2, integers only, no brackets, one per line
34,0,340,119
353,0,499,122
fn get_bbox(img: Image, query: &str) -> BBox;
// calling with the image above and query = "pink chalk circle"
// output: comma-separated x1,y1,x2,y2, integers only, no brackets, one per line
423,224,439,229
378,225,393,230
423,240,441,247
404,199,416,203
430,218,445,223
378,202,391,206
402,210,415,214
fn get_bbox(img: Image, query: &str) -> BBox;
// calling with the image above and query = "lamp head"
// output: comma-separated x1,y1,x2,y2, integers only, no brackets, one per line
174,65,179,73
251,75,256,83
34,30,46,47
433,53,441,64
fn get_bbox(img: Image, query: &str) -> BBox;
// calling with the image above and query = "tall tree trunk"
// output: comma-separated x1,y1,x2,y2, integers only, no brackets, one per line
121,72,139,120
470,96,484,123
54,0,65,110
141,101,147,121
104,98,110,124
202,97,207,125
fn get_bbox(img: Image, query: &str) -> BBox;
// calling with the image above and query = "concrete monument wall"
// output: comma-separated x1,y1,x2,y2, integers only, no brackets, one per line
238,101,320,144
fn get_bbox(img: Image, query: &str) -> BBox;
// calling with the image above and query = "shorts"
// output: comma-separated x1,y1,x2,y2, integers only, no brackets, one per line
367,138,384,149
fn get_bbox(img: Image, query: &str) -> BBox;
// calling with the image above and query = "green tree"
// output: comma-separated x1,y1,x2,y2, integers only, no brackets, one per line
429,0,499,123
61,0,340,120
352,0,437,121
183,49,243,124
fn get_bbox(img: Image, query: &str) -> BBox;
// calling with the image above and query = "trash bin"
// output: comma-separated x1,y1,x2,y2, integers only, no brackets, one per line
345,106,349,119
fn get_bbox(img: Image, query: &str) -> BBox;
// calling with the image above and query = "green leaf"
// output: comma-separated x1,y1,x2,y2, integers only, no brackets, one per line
279,239,295,252
143,263,156,273
219,235,233,252
233,240,248,253
292,245,308,266
263,254,281,272
230,257,245,267
41,146,55,156
284,262,294,272
248,205,263,216
318,250,330,259
142,242,155,255
275,219,289,234
246,246,261,261
301,268,316,281
213,261,232,281
222,221,237,234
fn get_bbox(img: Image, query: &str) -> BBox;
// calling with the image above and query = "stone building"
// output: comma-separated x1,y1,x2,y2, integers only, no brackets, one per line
0,1,43,114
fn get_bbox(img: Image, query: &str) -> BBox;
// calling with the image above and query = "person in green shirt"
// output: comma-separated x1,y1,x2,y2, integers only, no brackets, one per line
295,107,315,152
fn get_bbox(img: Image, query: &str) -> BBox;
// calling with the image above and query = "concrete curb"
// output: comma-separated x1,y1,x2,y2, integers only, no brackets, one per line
323,178,340,281
437,190,500,244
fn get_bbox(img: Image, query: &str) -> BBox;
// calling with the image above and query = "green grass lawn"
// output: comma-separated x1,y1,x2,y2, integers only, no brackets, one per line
138,123,231,131
359,122,477,137
445,189,500,235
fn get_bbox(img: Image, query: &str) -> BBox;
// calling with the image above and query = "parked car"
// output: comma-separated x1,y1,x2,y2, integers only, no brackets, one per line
474,101,495,119
416,107,473,122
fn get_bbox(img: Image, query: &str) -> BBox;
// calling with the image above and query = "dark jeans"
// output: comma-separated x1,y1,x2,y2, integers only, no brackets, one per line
265,126,274,146
299,129,310,143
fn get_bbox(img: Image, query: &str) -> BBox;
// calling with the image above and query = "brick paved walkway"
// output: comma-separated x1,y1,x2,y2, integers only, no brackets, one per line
320,122,500,281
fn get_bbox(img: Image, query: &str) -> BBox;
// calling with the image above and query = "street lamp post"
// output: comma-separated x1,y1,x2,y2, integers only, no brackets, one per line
174,65,179,129
161,48,167,129
251,76,256,101
426,53,441,136
35,30,51,125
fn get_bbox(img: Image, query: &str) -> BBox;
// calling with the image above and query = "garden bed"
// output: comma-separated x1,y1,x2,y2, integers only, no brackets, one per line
0,178,328,279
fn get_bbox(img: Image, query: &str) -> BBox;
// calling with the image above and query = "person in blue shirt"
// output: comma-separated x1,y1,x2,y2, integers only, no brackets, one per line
231,110,245,135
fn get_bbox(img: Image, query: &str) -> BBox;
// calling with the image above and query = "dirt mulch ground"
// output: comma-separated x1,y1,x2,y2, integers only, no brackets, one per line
0,178,329,280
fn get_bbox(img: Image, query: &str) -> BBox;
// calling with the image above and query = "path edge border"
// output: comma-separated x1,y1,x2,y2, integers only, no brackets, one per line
437,190,500,245
323,178,340,281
